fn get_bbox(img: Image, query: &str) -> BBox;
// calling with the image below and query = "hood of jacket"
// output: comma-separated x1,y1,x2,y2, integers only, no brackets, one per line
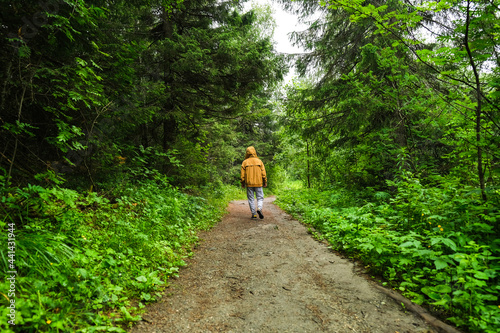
245,146,258,159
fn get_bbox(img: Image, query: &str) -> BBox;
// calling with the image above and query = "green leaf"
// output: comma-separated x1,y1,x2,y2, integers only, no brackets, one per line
141,292,152,301
136,276,147,283
76,268,88,279
473,271,489,280
434,258,449,270
400,240,421,248
421,287,441,301
85,249,100,258
442,238,457,251
433,284,451,293
431,298,449,306
399,258,412,266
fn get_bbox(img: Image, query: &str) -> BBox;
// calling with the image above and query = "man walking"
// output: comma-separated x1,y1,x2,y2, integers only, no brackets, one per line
241,146,267,219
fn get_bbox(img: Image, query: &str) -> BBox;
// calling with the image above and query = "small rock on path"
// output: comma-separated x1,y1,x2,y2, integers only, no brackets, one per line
130,197,437,333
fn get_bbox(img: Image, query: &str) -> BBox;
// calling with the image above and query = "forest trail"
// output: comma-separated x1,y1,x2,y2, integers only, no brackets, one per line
130,197,439,333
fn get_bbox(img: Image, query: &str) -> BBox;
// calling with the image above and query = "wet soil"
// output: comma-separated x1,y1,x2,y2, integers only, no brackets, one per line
130,197,441,333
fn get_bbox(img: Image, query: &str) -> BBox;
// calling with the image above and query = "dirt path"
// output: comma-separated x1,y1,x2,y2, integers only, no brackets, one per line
130,197,438,333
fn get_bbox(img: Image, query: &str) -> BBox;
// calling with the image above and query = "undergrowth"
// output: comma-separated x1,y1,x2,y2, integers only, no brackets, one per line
275,176,500,333
0,172,236,332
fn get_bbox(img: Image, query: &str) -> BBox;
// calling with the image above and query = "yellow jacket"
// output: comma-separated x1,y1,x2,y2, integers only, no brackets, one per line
241,146,267,187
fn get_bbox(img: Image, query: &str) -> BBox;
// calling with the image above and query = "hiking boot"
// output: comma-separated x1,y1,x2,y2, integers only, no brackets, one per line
252,214,258,219
257,210,264,219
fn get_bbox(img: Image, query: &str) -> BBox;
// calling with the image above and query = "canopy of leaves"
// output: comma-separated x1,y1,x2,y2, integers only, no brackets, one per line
0,0,286,189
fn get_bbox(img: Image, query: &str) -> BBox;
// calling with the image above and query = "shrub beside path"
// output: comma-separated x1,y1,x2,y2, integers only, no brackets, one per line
130,197,450,333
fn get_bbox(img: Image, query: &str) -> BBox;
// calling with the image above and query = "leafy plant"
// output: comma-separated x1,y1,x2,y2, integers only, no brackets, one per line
0,175,235,331
276,184,500,332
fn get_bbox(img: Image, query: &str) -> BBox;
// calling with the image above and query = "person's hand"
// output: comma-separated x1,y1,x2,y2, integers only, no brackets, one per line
263,183,267,188
241,183,245,188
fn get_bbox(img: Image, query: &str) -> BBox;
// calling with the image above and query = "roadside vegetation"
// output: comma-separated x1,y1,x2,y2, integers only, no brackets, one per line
1,0,499,332
1,0,281,332
276,180,499,332
0,171,239,332
274,1,500,332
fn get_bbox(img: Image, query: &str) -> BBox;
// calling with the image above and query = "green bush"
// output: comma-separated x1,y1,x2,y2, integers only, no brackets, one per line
0,175,234,332
276,180,500,333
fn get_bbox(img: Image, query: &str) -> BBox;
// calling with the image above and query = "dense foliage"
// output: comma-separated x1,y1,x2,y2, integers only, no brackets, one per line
0,171,241,332
2,0,499,332
0,0,285,188
276,182,499,332
280,0,499,194
0,0,283,331
275,0,500,332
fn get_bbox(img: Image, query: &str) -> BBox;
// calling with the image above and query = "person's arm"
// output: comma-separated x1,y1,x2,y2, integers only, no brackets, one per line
261,161,267,187
241,162,246,188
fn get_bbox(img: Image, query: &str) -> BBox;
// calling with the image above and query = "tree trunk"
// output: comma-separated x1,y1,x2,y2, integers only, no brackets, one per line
465,1,487,201
307,141,311,188
7,84,27,185
162,7,176,152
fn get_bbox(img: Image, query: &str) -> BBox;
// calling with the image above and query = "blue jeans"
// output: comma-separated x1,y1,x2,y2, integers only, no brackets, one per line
246,187,264,215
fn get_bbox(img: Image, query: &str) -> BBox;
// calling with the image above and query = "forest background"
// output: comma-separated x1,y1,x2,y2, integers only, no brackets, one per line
0,0,498,332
